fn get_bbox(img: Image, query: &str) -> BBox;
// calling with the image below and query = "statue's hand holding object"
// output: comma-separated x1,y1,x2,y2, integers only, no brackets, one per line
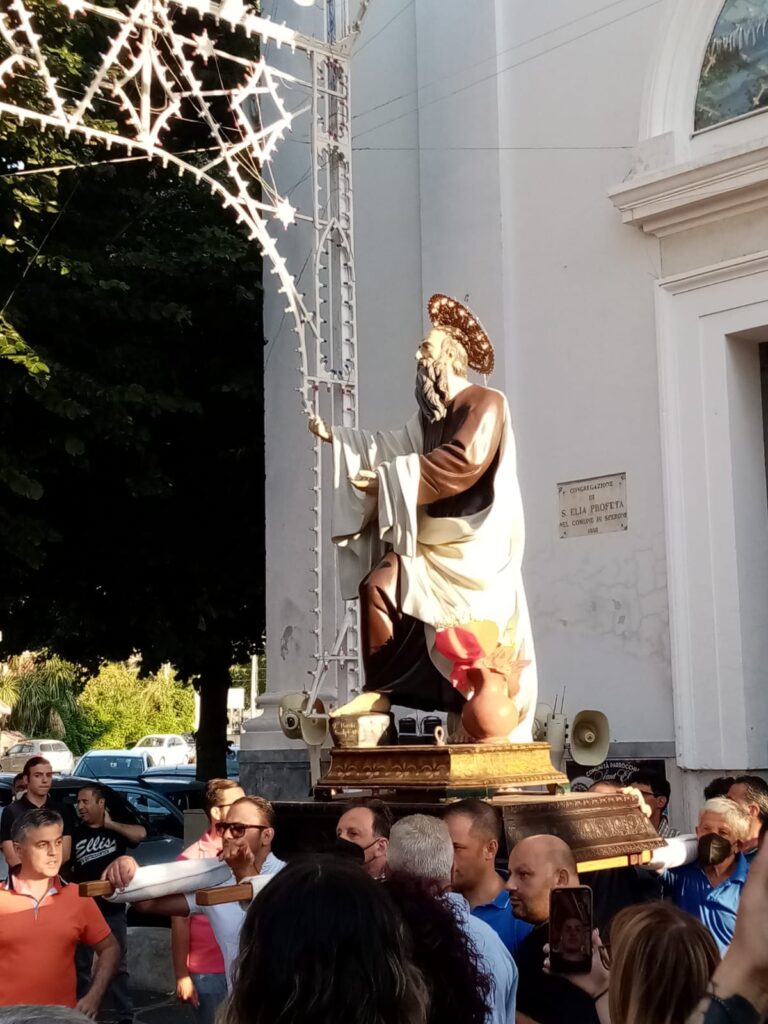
308,415,332,443
349,469,379,497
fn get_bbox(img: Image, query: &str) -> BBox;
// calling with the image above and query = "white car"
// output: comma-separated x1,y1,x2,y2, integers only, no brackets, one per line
130,734,191,767
0,739,75,775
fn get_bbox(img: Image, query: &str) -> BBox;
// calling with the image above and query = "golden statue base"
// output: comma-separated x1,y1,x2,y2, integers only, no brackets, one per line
314,740,567,799
495,791,665,871
312,741,665,869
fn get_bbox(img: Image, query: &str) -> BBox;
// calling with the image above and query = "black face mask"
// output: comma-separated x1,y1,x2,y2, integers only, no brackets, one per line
698,832,733,866
332,837,367,864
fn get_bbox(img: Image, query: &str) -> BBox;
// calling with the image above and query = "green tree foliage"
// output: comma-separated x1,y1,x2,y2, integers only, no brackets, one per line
1,652,99,754
229,652,266,698
78,661,194,750
0,0,266,778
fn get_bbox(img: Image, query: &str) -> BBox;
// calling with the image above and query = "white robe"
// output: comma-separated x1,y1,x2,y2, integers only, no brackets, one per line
331,387,537,741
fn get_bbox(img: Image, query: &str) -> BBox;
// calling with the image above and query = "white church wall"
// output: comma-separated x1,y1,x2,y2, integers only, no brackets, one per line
411,1,508,383
490,1,673,745
662,208,768,278
351,0,424,427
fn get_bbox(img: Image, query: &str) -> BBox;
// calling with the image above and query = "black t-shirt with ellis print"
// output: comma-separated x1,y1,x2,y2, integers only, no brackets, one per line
72,823,136,916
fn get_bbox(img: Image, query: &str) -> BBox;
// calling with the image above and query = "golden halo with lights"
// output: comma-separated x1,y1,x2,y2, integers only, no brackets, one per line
427,294,494,375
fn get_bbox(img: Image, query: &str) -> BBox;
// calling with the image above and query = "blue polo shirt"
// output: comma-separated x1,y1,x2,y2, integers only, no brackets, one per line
472,884,533,956
445,892,518,1024
660,853,749,954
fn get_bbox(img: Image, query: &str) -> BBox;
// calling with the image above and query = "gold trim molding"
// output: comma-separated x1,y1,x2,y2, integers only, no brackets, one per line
317,741,567,795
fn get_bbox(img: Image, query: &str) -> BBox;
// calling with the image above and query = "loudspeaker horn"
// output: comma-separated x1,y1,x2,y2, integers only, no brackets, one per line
570,709,610,766
278,693,307,740
299,699,328,746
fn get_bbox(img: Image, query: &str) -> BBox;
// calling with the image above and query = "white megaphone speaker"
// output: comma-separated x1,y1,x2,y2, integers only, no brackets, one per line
570,710,610,766
300,698,328,790
278,693,307,740
279,694,329,788
299,699,328,747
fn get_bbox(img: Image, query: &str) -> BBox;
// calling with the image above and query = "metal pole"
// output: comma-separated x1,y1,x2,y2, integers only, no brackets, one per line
250,654,258,718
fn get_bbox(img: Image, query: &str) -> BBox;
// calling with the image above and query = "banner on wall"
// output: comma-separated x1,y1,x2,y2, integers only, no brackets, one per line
566,758,668,793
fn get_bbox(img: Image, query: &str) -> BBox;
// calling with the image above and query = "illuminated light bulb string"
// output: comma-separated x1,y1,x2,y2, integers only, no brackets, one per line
0,0,318,405
0,0,367,708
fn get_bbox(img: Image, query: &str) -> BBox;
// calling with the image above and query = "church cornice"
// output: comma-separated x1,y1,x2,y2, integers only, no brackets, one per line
609,139,768,237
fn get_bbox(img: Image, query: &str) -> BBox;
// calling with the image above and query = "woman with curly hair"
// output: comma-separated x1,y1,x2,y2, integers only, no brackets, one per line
222,856,428,1024
385,871,492,1024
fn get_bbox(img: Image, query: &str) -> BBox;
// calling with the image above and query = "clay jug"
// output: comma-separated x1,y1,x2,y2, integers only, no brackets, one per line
461,666,520,743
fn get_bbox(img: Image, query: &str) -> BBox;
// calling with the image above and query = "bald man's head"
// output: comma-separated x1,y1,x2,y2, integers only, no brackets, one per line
589,781,621,795
504,834,579,924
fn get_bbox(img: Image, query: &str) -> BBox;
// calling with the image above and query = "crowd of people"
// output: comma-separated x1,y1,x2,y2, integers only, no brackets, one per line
0,754,767,1024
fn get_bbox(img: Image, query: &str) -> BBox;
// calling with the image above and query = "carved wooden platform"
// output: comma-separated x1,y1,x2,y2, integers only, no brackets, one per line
495,791,666,869
314,741,567,798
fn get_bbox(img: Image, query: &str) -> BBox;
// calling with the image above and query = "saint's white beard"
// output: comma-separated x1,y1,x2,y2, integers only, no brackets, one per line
414,356,451,422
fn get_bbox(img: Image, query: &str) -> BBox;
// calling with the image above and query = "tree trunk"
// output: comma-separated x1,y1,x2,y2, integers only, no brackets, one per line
195,646,231,781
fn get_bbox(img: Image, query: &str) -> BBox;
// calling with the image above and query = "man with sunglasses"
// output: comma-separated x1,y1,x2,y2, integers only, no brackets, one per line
172,779,244,1024
104,795,285,987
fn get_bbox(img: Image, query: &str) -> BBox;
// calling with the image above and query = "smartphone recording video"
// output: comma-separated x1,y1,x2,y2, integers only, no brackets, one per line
549,886,593,975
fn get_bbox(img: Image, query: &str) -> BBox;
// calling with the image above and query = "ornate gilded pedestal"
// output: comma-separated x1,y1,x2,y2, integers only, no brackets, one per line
313,741,664,869
496,791,665,870
314,741,567,799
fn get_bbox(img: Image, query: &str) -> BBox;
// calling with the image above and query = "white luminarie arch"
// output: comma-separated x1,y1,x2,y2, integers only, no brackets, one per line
0,0,365,712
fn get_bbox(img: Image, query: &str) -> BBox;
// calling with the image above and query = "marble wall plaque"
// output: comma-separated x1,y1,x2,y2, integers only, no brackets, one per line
558,472,627,539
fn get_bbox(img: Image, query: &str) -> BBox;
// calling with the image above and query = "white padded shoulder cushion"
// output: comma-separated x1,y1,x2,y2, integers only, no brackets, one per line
106,857,232,903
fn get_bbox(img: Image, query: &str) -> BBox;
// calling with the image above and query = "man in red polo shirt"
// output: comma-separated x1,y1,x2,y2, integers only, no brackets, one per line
0,806,119,1013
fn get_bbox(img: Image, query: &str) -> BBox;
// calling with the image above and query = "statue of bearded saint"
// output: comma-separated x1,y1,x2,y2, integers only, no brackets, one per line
309,295,537,742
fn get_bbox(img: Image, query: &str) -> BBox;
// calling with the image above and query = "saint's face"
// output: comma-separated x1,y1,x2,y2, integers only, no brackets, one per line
416,328,445,364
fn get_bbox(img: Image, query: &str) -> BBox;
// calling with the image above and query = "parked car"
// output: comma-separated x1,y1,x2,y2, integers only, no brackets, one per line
74,749,154,779
0,739,74,775
182,734,196,763
0,774,183,866
140,744,239,782
130,734,192,767
137,770,205,812
97,780,184,838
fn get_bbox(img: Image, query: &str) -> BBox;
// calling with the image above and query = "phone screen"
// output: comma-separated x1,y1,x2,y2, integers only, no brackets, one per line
549,886,593,975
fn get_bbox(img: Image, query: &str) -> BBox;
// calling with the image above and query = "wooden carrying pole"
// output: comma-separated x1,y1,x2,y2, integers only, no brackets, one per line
79,881,115,898
79,880,253,905
195,883,252,905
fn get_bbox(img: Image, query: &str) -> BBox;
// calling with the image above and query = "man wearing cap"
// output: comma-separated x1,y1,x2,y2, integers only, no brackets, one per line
309,295,536,739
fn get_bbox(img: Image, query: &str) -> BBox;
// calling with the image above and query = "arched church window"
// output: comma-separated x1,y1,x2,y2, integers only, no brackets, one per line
695,1,768,131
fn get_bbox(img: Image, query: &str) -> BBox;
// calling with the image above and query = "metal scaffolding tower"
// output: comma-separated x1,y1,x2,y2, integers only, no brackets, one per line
0,0,368,713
